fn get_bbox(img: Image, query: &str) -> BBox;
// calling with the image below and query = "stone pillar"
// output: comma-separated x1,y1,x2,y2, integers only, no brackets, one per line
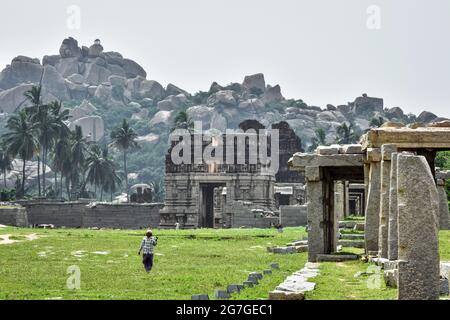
378,144,397,258
365,148,381,254
397,153,440,300
334,181,345,222
344,181,350,217
388,153,398,261
437,179,450,230
305,166,324,262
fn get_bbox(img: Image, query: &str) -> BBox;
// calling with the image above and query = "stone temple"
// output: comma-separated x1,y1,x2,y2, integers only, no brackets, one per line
160,120,305,229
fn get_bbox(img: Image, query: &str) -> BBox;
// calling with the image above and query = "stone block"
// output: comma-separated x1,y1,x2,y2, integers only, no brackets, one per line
397,154,440,300
340,144,363,154
249,272,263,280
243,281,254,288
316,145,340,155
269,290,305,300
337,240,365,248
263,270,272,275
191,294,209,300
316,254,359,262
381,144,397,161
270,263,280,269
366,148,381,162
383,269,398,288
440,278,449,295
214,290,230,299
353,223,365,231
227,284,243,294
305,166,321,182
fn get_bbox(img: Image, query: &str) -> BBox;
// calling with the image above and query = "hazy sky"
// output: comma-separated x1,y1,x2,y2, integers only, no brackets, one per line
1,0,449,117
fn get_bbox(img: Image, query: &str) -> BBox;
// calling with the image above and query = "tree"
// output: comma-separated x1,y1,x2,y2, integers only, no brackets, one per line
2,110,39,198
370,116,385,128
151,178,165,203
172,110,194,132
23,85,42,196
335,123,358,145
0,146,13,188
70,126,88,200
308,128,327,152
110,119,139,201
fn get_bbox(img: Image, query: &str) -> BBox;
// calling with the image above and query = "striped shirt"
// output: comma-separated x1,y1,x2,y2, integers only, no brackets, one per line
140,236,157,255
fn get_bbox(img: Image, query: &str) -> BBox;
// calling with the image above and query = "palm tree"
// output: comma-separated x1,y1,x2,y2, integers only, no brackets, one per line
0,147,13,188
85,145,105,198
151,179,165,203
23,85,42,196
110,119,139,201
335,123,358,145
2,110,39,198
308,128,327,152
70,126,88,200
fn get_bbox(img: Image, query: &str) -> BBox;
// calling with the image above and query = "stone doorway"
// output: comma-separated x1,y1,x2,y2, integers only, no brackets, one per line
199,183,225,228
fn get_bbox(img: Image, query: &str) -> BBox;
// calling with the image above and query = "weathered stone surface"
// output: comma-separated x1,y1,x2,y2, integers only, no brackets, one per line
354,222,365,231
384,269,398,288
397,154,440,300
69,116,105,142
365,160,381,253
165,83,188,97
214,290,230,299
269,290,304,300
262,85,283,103
263,270,273,275
388,153,399,260
340,144,363,154
306,179,324,262
227,284,243,294
316,145,340,155
150,111,173,127
361,127,450,150
305,166,321,182
290,153,364,169
379,144,397,259
417,111,438,123
59,37,82,58
338,240,365,248
0,84,34,113
316,254,359,262
123,59,147,79
437,180,450,230
242,73,265,93
270,262,280,269
191,294,209,300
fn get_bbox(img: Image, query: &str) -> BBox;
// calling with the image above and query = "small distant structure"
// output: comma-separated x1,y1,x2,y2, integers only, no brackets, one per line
130,184,153,203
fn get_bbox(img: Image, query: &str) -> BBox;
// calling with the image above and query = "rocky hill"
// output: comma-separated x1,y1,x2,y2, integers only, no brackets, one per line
0,37,447,186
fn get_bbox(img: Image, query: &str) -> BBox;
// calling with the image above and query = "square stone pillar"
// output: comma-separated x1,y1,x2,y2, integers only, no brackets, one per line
437,179,450,230
334,181,345,222
344,181,350,217
388,152,399,261
305,166,324,262
365,148,381,254
379,144,397,258
397,153,440,300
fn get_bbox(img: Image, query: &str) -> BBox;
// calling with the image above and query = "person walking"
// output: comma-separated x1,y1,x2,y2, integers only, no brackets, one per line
138,229,158,273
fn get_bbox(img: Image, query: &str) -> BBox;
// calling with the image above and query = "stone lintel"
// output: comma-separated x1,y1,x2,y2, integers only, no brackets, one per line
361,127,450,150
290,153,364,170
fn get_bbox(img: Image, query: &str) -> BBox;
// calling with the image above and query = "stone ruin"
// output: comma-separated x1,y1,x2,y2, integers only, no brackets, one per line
160,120,305,229
290,121,450,300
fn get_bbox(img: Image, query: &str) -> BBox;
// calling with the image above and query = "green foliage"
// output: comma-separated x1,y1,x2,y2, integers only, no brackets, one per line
308,128,328,152
0,188,16,201
335,123,359,145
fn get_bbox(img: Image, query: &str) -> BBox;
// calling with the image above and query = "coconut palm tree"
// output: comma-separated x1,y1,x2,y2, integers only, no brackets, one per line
23,85,43,196
0,146,13,188
2,110,39,198
70,126,88,200
110,119,139,201
335,123,358,145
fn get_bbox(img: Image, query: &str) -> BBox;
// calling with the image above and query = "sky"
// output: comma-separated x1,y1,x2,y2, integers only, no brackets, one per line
1,0,450,117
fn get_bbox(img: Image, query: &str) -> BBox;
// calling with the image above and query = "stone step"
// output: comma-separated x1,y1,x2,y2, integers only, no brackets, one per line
192,294,209,300
316,254,360,262
268,245,308,254
340,234,365,240
338,240,365,248
287,240,308,247
354,223,365,232
338,220,366,229
269,290,305,300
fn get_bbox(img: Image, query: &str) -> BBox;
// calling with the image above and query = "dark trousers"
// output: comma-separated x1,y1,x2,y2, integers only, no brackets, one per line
143,254,154,272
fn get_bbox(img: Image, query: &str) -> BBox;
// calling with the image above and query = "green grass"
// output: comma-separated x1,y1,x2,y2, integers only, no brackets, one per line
343,216,365,221
1,227,448,300
0,226,307,300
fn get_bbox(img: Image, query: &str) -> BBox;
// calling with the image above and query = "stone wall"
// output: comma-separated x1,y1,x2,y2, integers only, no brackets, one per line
0,207,28,227
5,202,163,229
230,201,279,228
279,205,307,227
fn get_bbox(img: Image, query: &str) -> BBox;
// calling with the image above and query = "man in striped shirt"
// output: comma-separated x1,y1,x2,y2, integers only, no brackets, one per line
138,229,158,273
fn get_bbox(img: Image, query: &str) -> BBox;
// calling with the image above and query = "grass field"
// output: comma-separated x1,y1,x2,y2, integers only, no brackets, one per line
0,226,449,300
